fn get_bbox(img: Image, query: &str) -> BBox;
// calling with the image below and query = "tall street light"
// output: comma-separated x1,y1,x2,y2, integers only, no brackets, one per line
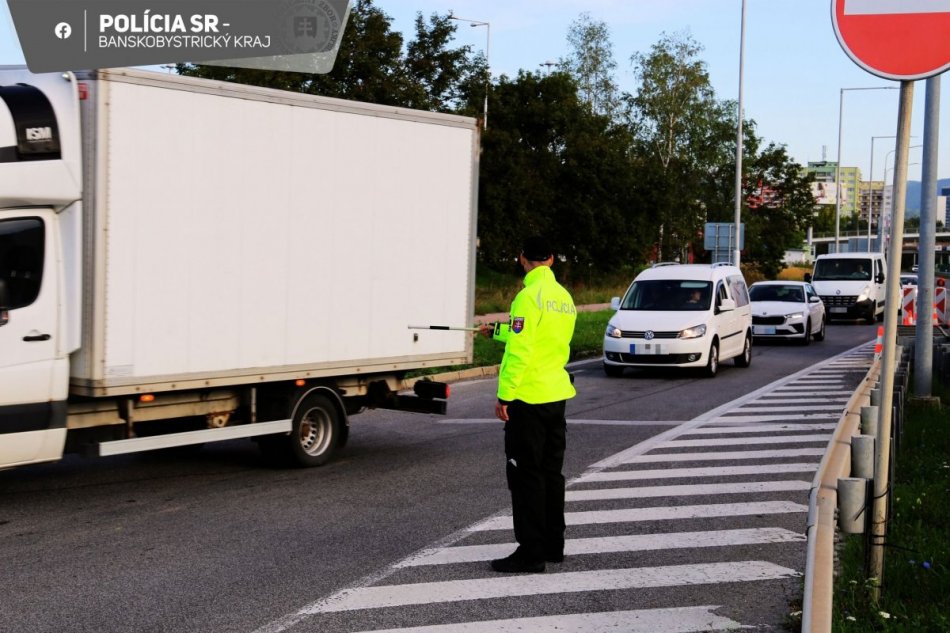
867,135,897,252
448,14,490,130
834,86,899,253
733,0,747,267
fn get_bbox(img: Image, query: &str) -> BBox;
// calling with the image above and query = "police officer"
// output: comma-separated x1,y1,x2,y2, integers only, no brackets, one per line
480,235,576,573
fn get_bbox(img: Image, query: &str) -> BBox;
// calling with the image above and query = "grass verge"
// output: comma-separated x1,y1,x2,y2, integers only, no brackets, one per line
831,382,950,632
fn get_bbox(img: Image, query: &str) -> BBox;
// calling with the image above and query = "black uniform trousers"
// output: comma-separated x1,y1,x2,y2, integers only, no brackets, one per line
504,399,567,562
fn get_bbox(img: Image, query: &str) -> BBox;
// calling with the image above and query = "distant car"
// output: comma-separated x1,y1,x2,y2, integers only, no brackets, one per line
900,274,918,287
749,281,826,345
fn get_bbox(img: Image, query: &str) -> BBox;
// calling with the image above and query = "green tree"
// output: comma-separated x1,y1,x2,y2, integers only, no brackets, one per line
560,13,621,119
177,1,482,112
628,32,736,263
404,12,487,113
739,144,817,277
477,71,645,279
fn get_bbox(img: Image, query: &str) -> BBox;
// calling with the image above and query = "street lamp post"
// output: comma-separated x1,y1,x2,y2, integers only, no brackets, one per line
733,0,747,267
834,86,899,253
867,135,897,252
448,14,490,130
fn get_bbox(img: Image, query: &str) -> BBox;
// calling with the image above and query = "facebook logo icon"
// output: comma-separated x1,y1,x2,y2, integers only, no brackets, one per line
54,22,72,39
294,17,317,38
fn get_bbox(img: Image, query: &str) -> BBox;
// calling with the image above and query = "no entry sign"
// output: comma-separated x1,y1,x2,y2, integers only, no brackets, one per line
832,0,950,80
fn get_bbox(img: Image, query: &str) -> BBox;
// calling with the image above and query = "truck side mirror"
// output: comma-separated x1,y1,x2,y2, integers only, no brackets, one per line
0,279,8,327
803,272,812,283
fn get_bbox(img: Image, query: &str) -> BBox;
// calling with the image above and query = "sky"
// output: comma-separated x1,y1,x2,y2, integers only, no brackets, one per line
2,0,948,182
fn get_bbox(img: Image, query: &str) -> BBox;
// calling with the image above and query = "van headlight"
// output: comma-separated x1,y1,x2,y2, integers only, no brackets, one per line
677,324,707,339
605,324,622,339
857,286,870,302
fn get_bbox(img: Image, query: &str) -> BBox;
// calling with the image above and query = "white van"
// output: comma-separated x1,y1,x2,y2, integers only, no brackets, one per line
809,252,886,322
602,263,753,377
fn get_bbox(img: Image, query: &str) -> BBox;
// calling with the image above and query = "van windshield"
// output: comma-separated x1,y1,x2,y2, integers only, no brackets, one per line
813,258,872,281
620,280,712,311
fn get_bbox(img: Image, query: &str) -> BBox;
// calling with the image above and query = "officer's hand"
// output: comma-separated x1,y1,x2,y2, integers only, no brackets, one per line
495,401,509,422
477,323,495,338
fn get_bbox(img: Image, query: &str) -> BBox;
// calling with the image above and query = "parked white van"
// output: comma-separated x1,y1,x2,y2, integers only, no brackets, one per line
602,263,753,377
808,252,886,322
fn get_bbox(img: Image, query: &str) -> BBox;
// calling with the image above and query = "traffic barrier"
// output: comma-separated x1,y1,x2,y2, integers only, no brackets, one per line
902,287,916,325
874,326,884,360
936,287,948,325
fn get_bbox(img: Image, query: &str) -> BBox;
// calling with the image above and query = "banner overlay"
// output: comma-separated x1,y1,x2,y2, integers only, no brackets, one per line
9,0,350,73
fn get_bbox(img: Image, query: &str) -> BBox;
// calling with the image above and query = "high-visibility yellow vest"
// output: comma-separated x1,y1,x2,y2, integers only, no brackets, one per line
493,266,576,404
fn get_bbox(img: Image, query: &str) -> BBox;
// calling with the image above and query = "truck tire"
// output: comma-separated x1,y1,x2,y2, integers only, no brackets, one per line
289,393,341,467
261,392,341,467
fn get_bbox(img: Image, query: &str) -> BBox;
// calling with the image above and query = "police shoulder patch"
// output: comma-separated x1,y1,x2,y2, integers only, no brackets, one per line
511,317,525,333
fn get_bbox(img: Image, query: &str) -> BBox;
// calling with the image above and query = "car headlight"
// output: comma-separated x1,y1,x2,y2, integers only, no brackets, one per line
605,323,622,339
785,312,804,322
677,324,707,339
857,286,870,302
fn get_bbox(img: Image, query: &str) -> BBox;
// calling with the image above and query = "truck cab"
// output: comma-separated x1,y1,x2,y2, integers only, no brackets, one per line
0,70,83,467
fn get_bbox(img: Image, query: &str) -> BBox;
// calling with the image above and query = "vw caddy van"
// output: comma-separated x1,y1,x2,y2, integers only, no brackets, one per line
603,263,753,377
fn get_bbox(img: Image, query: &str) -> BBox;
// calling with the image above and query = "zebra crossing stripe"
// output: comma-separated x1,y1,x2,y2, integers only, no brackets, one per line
706,414,840,423
626,448,825,462
732,405,843,412
659,434,832,448
750,398,849,404
305,561,799,613
565,480,810,502
397,527,805,567
347,605,745,633
471,500,808,531
576,463,818,482
683,424,837,434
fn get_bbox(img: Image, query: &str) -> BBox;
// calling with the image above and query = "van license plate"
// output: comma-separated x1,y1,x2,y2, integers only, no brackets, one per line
830,307,847,314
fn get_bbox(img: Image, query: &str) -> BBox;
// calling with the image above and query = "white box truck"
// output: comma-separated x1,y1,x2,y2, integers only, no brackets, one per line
0,67,479,470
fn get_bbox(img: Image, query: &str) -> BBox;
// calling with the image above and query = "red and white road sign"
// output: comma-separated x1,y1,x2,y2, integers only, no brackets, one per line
832,0,950,80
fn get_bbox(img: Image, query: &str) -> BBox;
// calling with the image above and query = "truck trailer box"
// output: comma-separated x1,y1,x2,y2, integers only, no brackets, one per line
61,69,478,396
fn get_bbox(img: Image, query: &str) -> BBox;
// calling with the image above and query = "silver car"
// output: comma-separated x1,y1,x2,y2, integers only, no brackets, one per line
749,281,826,345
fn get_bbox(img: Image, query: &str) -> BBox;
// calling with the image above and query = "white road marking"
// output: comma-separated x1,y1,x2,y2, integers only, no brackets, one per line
305,561,800,613
566,480,810,502
626,448,825,463
576,463,818,482
397,527,805,567
438,419,687,426
731,405,844,412
684,423,837,434
347,605,745,633
659,434,832,448
471,500,809,531
705,414,841,423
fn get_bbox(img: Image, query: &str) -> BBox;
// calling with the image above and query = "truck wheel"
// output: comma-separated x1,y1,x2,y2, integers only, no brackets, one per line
261,392,341,467
703,342,719,378
290,393,341,467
